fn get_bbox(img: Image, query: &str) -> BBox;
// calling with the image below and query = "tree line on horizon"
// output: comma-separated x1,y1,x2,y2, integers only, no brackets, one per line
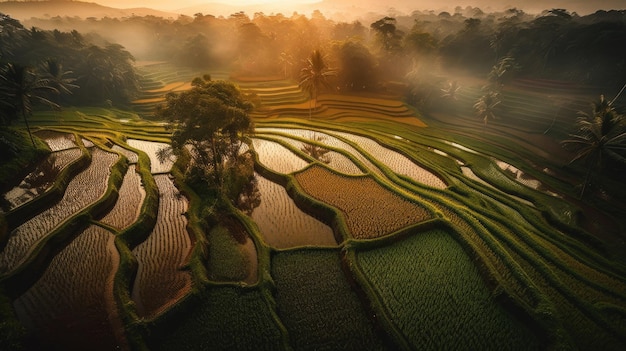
2,7,626,195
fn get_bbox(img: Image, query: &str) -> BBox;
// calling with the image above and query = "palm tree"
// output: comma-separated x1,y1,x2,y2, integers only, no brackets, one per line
40,58,78,106
474,91,501,125
0,63,58,146
279,51,293,79
561,95,626,197
298,50,336,120
441,81,460,100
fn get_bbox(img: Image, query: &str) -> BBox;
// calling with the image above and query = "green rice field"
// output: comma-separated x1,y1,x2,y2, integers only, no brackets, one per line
0,62,625,350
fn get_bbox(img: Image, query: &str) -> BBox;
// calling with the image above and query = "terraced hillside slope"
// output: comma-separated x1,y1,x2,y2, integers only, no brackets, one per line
1,70,624,350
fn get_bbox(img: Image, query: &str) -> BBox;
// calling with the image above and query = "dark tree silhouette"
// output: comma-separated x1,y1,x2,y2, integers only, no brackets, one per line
298,50,336,120
0,63,57,146
562,94,626,197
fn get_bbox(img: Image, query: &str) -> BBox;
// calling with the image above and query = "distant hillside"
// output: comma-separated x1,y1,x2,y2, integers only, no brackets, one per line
309,0,626,16
174,0,626,21
0,1,178,20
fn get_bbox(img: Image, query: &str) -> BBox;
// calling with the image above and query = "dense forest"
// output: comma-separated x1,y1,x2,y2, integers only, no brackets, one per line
2,8,625,111
21,7,626,85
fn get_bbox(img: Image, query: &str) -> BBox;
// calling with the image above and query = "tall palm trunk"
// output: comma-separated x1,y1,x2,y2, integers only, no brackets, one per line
22,107,35,147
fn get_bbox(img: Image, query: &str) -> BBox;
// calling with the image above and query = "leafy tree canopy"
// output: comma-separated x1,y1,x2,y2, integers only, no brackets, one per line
155,75,255,194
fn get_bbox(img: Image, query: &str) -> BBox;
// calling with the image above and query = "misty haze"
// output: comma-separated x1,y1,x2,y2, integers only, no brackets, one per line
0,0,625,350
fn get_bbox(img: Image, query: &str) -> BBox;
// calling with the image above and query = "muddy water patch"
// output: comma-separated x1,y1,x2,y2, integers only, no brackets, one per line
0,148,118,273
248,174,336,248
111,144,139,164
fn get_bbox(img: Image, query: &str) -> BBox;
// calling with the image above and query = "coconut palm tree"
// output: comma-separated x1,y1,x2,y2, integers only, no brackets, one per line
0,62,58,146
441,81,460,100
40,58,78,106
561,95,626,197
474,91,501,125
279,51,293,79
298,50,336,120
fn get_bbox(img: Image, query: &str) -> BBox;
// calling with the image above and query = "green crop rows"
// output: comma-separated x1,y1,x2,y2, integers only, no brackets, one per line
0,64,625,350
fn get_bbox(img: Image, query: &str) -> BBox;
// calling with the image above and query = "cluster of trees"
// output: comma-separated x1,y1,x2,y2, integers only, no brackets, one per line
0,12,138,117
25,8,626,92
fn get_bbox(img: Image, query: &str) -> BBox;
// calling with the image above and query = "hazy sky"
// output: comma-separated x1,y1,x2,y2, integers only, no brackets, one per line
70,0,625,13
95,0,317,10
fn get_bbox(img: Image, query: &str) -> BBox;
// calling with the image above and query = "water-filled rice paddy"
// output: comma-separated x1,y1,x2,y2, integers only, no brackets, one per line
12,225,119,350
2,74,625,351
251,138,309,174
35,131,77,151
131,174,192,318
2,148,82,210
0,148,118,273
99,165,145,230
250,174,336,248
127,139,175,174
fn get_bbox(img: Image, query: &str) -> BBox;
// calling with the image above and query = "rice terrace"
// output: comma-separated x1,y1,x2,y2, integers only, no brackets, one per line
1,1,626,350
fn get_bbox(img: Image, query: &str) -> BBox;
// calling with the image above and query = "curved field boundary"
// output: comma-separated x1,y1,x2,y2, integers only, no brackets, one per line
295,165,434,240
34,130,77,151
99,165,146,231
348,227,542,350
256,124,450,191
370,145,618,344
131,174,192,318
110,144,160,349
2,137,90,234
260,134,365,176
111,144,139,164
2,147,83,211
251,138,310,175
254,123,558,345
250,173,336,249
255,127,386,177
126,139,176,174
0,146,127,299
0,148,120,275
12,225,120,350
271,248,387,350
328,130,447,189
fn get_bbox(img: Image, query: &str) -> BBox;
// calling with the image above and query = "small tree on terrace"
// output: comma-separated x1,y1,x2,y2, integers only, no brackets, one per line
155,75,254,193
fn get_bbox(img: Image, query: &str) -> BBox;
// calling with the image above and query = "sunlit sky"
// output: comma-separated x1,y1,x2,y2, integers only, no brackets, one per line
96,0,317,10
67,1,625,14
